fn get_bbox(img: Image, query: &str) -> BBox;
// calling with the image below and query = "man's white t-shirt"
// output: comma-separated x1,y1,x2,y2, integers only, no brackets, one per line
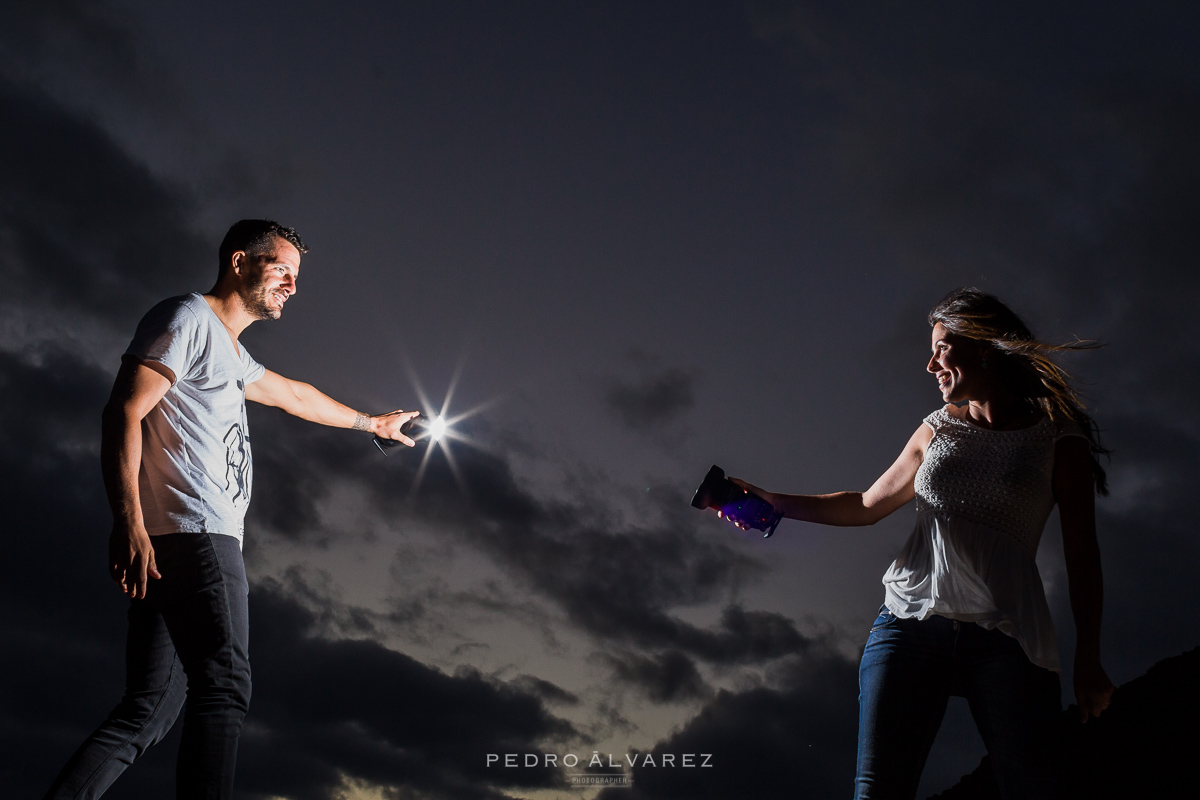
124,293,265,545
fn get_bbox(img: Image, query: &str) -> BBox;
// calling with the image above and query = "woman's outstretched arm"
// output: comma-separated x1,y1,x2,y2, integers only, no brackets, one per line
733,423,932,527
1053,435,1115,722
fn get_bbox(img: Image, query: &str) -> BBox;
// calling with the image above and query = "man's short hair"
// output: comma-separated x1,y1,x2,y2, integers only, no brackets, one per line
218,220,308,276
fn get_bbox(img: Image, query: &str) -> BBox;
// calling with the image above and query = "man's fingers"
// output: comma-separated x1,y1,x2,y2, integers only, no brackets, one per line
383,410,420,445
385,423,416,446
1077,686,1113,723
132,551,152,599
398,410,420,443
110,558,130,593
108,527,159,598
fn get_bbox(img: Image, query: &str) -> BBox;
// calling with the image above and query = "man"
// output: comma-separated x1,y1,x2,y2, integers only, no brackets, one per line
44,220,417,799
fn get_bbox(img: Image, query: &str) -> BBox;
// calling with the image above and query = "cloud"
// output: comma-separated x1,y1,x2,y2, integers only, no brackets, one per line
600,649,712,704
605,369,695,430
0,76,208,365
601,350,697,441
597,653,860,800
237,577,580,800
244,404,817,667
507,674,581,707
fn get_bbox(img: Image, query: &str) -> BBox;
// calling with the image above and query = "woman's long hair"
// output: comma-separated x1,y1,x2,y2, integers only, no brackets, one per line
928,288,1110,495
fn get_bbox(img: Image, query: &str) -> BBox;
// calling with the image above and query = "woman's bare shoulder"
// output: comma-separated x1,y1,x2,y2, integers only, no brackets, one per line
909,417,936,457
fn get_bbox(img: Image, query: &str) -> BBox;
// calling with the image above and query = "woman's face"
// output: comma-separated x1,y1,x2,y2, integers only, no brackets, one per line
927,322,986,403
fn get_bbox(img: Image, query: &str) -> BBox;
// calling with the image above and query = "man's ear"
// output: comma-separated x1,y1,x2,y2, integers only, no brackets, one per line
230,250,248,277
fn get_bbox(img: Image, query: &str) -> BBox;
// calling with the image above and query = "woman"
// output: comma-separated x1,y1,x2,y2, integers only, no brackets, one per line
734,289,1114,800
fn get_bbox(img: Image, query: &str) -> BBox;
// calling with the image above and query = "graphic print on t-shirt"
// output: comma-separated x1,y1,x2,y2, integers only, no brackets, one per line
222,423,251,505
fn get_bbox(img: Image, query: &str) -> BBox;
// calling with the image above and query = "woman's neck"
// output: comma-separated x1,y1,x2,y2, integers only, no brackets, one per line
963,393,1038,430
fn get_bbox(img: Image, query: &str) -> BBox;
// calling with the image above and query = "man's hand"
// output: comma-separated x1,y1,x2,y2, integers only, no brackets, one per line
102,359,170,600
108,524,162,600
371,409,421,447
1074,654,1115,722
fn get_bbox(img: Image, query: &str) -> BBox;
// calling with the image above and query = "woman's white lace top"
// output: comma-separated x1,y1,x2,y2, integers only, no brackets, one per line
882,406,1086,671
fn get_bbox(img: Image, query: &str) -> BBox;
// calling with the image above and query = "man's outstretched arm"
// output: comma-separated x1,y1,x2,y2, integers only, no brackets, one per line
245,369,419,445
102,358,173,599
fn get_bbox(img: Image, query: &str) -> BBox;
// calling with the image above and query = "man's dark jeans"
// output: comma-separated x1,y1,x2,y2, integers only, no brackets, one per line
44,532,251,800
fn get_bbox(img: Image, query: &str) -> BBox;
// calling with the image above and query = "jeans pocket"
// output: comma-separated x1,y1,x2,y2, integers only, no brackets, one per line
869,605,898,632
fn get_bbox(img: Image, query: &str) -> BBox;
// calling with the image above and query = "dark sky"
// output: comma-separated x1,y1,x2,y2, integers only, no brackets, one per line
3,2,1198,798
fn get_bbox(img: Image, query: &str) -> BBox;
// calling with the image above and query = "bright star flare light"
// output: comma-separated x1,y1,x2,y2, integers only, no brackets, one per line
428,415,448,442
402,358,499,500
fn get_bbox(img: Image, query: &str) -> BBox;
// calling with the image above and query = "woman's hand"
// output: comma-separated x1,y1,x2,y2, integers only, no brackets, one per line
1074,654,1115,722
1055,436,1113,723
727,478,776,531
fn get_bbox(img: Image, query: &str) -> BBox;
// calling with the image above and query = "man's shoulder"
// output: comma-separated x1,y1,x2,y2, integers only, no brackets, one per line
127,293,212,362
133,293,209,336
142,292,205,321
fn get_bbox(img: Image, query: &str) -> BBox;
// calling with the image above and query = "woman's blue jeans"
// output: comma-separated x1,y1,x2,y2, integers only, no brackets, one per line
43,533,251,800
855,607,1061,800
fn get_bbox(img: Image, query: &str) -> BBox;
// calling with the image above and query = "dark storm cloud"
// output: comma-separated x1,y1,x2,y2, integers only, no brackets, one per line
600,649,712,704
1053,423,1200,674
481,517,806,666
508,674,582,707
602,351,697,437
0,78,206,329
597,653,860,800
238,578,578,800
246,410,815,666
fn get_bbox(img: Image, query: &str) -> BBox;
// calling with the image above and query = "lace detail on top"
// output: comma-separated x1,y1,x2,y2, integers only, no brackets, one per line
914,406,1082,552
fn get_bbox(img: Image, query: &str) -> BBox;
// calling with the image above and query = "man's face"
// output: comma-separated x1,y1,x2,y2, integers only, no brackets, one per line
236,237,301,320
